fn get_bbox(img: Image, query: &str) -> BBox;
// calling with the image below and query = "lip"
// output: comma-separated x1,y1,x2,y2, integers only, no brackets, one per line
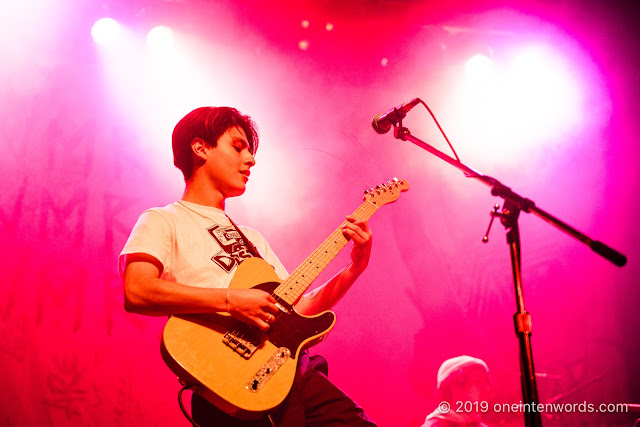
240,170,250,182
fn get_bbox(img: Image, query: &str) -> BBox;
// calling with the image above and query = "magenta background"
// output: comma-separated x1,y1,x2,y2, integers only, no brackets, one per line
0,1,638,426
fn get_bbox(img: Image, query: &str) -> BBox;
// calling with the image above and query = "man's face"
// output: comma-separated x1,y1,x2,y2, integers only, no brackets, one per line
202,126,255,199
448,368,492,420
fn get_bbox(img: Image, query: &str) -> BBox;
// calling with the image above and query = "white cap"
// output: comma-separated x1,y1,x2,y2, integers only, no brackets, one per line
437,355,489,389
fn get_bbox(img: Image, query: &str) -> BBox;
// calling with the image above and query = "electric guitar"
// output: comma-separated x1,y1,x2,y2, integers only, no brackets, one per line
160,178,409,419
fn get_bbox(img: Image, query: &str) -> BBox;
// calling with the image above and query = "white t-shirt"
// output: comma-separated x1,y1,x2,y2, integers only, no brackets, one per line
118,201,288,289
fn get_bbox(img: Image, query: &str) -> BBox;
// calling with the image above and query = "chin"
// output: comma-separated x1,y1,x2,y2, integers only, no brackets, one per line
227,186,246,198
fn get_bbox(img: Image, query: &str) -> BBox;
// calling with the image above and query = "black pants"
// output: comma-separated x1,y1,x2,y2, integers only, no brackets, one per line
191,352,377,427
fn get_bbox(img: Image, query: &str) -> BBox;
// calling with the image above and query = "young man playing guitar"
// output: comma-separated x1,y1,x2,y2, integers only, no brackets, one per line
119,107,377,426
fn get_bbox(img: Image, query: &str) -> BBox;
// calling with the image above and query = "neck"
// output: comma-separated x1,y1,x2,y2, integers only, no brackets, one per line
182,180,226,210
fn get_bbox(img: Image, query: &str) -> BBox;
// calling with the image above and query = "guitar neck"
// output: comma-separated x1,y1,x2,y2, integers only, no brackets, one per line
273,200,379,305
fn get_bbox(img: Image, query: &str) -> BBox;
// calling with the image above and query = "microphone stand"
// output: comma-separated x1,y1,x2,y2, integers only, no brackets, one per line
392,124,627,427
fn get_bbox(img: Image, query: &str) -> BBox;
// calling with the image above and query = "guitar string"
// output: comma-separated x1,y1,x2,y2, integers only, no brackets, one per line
177,194,384,305
176,195,387,346
243,185,402,339
283,196,394,303
228,184,401,304
275,201,379,303
276,215,359,301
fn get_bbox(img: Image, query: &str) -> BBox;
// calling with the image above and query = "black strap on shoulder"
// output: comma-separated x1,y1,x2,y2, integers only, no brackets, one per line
226,215,263,259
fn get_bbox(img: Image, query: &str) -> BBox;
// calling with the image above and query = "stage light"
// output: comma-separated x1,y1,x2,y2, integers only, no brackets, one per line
298,40,309,51
381,58,389,67
507,45,581,132
509,47,575,101
91,18,122,46
147,25,175,51
325,22,334,31
450,43,584,166
465,54,494,81
301,20,310,29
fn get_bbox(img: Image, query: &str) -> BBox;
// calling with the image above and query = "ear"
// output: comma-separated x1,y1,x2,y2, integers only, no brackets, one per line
190,137,207,161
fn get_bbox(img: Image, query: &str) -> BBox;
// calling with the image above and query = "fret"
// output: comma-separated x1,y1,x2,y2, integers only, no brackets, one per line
273,179,409,306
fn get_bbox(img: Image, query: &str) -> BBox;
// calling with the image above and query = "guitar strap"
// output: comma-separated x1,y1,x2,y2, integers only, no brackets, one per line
226,215,263,260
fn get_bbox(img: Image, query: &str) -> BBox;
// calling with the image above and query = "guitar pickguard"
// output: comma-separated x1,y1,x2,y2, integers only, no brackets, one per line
220,288,335,393
221,281,335,360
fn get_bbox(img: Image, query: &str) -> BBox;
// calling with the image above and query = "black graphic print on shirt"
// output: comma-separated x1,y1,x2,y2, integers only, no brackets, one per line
207,224,253,273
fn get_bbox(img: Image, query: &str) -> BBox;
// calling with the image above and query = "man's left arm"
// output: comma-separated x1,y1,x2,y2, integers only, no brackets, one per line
295,215,372,315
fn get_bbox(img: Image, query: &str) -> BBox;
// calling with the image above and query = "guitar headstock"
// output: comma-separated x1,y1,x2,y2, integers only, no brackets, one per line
363,178,410,207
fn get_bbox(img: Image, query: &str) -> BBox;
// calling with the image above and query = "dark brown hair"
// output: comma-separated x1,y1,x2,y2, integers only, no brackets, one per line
172,106,259,181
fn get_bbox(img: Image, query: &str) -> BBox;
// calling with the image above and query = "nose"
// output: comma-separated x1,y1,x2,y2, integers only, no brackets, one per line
245,152,255,167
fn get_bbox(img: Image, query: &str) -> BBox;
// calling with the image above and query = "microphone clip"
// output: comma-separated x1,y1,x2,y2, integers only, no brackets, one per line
393,121,410,141
372,98,421,135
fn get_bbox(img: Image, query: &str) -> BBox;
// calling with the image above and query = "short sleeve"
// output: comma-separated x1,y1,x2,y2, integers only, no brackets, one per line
118,209,174,279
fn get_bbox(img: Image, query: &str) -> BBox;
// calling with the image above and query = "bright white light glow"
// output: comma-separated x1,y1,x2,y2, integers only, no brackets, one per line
147,26,175,51
91,18,122,46
508,45,580,128
465,54,494,81
451,44,583,166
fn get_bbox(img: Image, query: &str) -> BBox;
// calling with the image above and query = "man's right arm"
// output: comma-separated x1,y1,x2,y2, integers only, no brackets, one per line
122,253,279,331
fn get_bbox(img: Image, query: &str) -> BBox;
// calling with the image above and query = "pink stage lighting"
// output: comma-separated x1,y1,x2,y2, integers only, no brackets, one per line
147,26,175,51
91,18,122,46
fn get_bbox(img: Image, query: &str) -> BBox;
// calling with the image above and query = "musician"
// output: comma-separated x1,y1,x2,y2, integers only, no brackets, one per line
119,106,376,426
421,355,492,427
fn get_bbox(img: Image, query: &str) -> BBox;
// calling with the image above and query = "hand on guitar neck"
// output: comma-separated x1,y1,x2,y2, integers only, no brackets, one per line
295,215,373,315
343,214,373,275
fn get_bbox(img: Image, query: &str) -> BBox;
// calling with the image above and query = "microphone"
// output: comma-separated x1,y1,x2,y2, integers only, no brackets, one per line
371,98,421,134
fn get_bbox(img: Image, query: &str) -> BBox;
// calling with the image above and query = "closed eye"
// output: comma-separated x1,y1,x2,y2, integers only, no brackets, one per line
232,137,249,153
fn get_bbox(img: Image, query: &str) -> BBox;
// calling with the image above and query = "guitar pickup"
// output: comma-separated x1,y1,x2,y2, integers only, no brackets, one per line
247,347,291,392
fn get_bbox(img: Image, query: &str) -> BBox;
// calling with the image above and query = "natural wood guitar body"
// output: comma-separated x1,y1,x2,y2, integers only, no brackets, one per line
161,258,335,418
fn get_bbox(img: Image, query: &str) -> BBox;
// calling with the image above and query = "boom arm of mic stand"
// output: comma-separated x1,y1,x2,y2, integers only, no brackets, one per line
393,126,627,267
394,124,625,427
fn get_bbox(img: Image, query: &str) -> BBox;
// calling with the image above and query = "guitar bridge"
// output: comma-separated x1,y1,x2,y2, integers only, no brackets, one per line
222,325,265,359
247,347,291,392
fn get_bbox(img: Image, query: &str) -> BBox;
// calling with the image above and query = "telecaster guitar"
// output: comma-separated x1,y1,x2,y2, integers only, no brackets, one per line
161,178,409,419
